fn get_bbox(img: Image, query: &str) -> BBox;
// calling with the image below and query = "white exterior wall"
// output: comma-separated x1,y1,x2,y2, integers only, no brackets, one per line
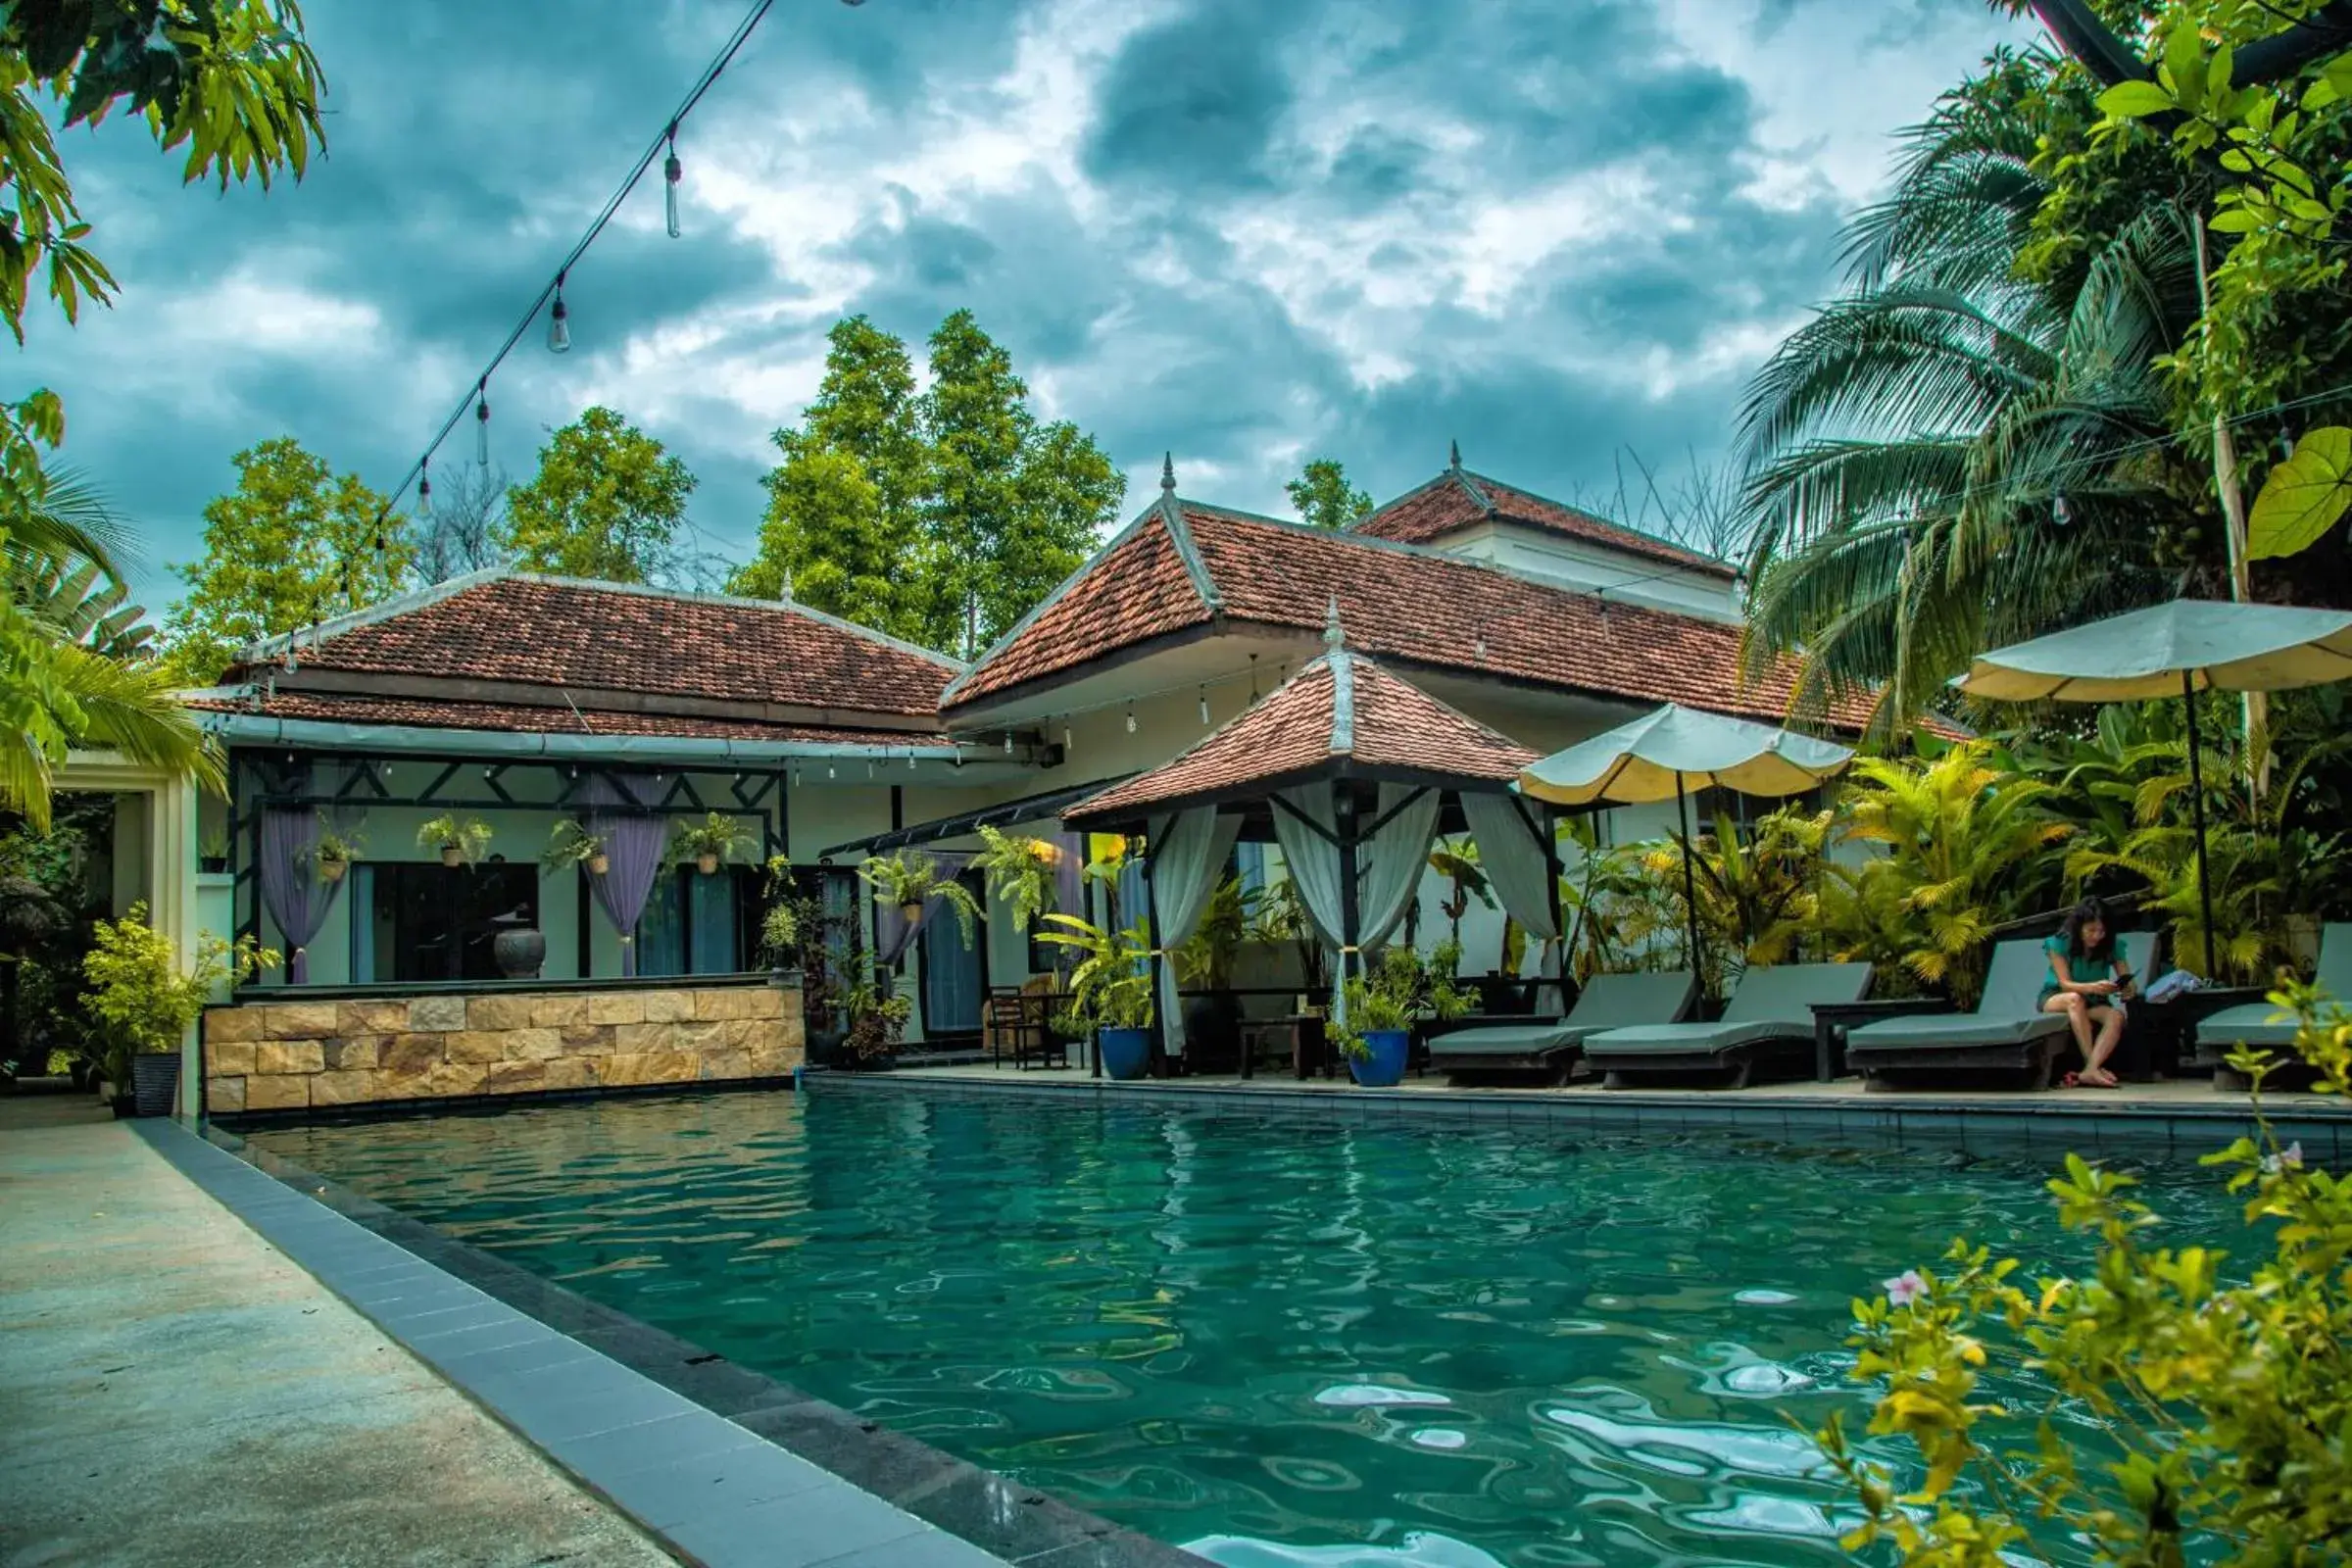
1433,521,1739,621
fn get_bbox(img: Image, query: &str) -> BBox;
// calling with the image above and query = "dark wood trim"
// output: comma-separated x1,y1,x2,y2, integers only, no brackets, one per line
273,665,947,735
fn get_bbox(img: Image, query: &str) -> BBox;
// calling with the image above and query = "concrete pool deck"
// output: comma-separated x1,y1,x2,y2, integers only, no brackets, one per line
0,1112,672,1568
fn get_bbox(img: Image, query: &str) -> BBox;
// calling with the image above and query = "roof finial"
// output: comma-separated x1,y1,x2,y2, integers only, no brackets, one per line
1448,438,1461,470
1160,452,1176,493
1323,595,1345,651
778,564,793,604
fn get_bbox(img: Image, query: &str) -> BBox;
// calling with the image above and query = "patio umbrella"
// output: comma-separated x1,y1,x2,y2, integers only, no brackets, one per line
1956,599,2352,975
1515,705,1856,976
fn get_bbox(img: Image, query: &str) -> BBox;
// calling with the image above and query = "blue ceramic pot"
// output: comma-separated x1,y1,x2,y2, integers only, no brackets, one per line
1348,1028,1411,1088
1099,1026,1152,1080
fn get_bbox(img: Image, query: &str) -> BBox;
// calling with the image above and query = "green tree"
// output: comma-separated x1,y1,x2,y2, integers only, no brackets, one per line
503,407,695,583
735,311,1124,657
1286,458,1372,529
160,438,407,685
728,317,928,637
0,1,325,829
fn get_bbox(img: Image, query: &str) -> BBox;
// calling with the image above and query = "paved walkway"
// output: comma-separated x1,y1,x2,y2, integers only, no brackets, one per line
0,1115,674,1568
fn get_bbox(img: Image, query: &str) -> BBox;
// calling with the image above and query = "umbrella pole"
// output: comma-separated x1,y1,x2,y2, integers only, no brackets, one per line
2182,670,2219,978
1676,772,1702,984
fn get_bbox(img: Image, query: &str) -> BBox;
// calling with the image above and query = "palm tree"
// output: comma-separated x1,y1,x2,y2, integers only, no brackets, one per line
1736,70,2206,729
4,476,219,832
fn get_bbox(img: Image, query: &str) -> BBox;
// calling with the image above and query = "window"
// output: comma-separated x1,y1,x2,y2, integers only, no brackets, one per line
364,861,539,982
636,866,754,977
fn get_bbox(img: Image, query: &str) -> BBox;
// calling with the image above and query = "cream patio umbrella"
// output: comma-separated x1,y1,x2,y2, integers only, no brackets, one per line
1956,599,2352,975
1515,704,1856,976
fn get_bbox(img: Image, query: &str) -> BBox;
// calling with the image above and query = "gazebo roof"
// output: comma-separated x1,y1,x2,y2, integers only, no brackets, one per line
1063,645,1539,829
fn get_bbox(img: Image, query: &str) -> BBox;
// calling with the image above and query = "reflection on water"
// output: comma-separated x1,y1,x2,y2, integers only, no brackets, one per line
247,1092,2239,1567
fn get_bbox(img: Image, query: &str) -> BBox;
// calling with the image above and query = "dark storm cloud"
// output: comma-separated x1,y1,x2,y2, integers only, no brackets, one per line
21,0,2020,608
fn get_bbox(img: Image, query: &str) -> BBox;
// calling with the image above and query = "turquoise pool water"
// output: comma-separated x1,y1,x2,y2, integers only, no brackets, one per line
245,1091,2241,1567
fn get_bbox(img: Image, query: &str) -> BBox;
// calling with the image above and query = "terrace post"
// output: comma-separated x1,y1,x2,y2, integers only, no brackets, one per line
1141,845,1165,1077
1335,781,1361,1022
1540,802,1566,1013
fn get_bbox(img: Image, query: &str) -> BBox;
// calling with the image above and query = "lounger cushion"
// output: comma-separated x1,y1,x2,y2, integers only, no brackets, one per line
1432,972,1697,1061
2192,1001,2302,1051
1581,1018,1814,1056
1586,962,1873,1060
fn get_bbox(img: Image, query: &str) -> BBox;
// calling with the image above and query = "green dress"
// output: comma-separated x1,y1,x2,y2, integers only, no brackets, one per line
2040,933,2126,1004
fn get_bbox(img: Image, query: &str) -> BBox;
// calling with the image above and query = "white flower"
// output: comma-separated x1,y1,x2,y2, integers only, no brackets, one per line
2261,1141,2305,1176
1884,1269,1928,1307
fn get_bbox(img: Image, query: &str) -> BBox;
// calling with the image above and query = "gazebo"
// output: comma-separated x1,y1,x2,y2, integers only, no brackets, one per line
1061,617,1557,1073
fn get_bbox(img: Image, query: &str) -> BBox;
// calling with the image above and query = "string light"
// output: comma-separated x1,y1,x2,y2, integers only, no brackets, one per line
1125,701,1137,734
417,456,432,517
474,378,490,466
548,270,571,354
1063,721,1072,752
907,748,917,770
1004,731,1014,754
1198,685,1209,725
1249,654,1260,704
663,123,683,239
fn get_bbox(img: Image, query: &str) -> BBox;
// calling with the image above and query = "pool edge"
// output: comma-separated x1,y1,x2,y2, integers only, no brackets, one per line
143,1114,1202,1568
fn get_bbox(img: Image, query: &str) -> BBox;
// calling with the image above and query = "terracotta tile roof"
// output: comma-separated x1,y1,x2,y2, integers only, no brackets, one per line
948,501,1881,731
184,690,947,746
224,572,960,717
1064,652,1538,825
1350,467,1735,577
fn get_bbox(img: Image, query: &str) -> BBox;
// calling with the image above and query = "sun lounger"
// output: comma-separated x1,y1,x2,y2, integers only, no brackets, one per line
1582,962,1875,1089
2191,920,2352,1058
1846,931,2159,1090
1429,971,1697,1084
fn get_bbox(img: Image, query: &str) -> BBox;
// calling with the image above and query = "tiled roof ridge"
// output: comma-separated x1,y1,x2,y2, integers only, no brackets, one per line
1157,477,1224,615
233,567,969,677
1328,647,1355,754
1450,466,1497,514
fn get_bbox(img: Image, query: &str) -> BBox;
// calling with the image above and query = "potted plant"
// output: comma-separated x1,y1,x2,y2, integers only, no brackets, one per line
971,825,1060,931
542,818,610,878
313,816,364,884
1038,913,1155,1079
417,814,493,869
198,823,229,875
759,857,815,977
81,903,277,1117
841,979,911,1069
1332,945,1465,1089
671,810,758,875
858,850,981,940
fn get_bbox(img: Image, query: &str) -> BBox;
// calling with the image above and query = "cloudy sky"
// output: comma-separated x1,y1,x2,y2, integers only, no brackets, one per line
26,0,2025,610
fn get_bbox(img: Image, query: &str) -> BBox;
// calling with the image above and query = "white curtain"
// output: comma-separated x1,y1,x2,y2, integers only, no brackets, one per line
1150,808,1242,1055
1464,791,1565,1006
1271,786,1348,1018
1356,783,1441,951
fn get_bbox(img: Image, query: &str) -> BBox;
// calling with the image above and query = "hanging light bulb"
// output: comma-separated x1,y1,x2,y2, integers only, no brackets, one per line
827,760,837,779
1063,722,1072,752
907,749,917,770
474,378,491,466
1004,731,1014,754
548,271,572,354
1249,654,1261,705
1199,685,1209,725
663,123,683,239
417,457,432,517
1125,701,1137,734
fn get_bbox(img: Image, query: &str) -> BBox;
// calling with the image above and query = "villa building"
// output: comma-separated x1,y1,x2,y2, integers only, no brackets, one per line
167,453,1871,1113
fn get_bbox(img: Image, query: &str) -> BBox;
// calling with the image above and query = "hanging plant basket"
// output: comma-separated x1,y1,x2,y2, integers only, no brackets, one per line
439,845,464,869
698,852,721,875
588,852,611,877
318,857,348,884
900,901,925,928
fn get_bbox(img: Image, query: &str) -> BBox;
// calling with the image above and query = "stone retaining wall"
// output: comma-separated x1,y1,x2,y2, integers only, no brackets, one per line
202,983,802,1113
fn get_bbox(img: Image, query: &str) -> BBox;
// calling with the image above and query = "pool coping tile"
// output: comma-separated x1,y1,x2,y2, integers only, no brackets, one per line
133,1118,1203,1568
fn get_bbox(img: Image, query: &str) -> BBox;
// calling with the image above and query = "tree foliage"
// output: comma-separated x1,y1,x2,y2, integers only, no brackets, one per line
161,437,407,684
733,311,1125,657
1286,459,1372,530
503,407,696,584
0,0,325,829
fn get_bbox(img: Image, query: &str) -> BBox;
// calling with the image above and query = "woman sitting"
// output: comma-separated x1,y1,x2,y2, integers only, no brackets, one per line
2040,898,2138,1089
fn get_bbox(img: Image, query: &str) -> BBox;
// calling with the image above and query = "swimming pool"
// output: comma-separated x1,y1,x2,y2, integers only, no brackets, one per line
245,1090,2241,1567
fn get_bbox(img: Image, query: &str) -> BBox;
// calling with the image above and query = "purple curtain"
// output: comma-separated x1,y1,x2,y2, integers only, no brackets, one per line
584,774,668,977
874,853,973,968
260,808,340,985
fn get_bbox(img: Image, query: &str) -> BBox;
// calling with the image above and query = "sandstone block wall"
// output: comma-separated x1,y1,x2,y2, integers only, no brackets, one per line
203,984,803,1113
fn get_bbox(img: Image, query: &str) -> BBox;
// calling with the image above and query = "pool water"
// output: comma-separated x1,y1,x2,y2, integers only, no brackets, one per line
245,1091,2242,1567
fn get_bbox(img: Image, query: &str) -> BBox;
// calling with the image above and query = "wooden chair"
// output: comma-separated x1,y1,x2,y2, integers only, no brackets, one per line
988,993,1066,1070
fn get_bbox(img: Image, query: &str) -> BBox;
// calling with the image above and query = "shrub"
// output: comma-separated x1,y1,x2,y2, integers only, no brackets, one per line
1816,983,2352,1563
81,903,277,1083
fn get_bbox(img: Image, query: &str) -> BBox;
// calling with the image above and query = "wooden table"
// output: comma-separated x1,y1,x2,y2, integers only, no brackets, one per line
1809,997,1956,1082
